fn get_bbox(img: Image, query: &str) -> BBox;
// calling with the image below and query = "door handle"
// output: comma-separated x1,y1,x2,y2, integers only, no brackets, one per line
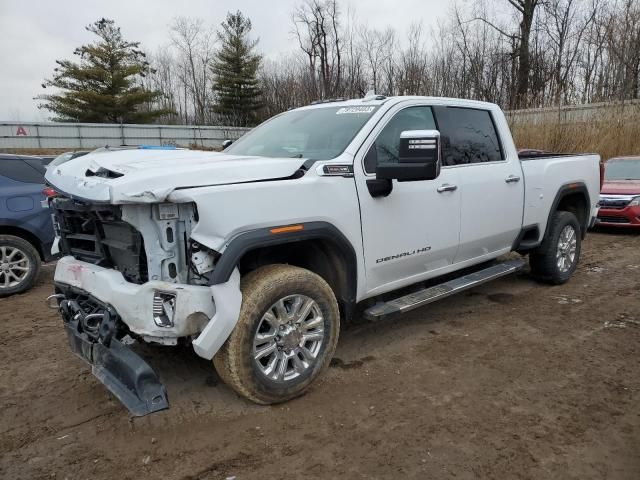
505,175,521,183
437,183,458,193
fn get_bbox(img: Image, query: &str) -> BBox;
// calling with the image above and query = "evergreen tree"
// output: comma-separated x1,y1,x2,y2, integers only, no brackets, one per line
37,18,169,123
211,11,262,127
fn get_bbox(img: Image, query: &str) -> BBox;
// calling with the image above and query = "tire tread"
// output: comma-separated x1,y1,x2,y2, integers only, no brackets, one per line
213,264,340,404
529,211,581,285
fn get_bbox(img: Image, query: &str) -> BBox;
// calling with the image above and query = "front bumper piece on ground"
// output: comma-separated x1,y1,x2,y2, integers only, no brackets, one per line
59,299,169,416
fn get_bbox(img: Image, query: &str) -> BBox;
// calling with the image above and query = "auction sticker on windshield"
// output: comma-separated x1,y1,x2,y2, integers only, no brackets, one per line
336,106,376,115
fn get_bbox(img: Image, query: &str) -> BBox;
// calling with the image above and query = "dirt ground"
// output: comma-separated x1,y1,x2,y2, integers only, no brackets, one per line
1,229,639,480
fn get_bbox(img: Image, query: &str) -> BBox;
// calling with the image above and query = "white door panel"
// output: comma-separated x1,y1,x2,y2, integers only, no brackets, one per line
454,162,524,263
353,102,462,298
430,105,524,263
356,170,461,295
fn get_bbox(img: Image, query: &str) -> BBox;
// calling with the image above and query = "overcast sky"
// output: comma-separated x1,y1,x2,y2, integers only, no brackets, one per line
0,0,455,122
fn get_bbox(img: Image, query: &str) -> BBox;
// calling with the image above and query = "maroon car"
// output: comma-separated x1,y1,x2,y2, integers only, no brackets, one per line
598,156,640,228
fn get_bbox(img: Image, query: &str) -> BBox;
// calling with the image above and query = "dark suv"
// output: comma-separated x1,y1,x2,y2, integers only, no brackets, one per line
0,154,56,296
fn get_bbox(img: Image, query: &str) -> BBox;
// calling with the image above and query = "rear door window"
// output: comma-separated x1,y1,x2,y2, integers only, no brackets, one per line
433,107,503,166
0,159,45,183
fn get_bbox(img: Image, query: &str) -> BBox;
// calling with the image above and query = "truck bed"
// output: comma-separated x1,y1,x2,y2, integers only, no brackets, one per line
519,153,601,240
519,151,597,161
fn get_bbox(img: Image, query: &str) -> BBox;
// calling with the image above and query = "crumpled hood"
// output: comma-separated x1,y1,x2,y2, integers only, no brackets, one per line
45,149,304,203
601,180,640,196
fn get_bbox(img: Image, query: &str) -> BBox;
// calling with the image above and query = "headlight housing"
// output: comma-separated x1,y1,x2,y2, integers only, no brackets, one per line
630,196,640,207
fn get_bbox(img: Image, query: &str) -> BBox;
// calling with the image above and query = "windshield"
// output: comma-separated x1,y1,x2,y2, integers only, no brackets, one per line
47,151,88,170
605,158,640,180
48,152,74,169
225,105,379,160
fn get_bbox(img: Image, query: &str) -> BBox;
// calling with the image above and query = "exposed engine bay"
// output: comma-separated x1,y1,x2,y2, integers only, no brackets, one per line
51,197,218,286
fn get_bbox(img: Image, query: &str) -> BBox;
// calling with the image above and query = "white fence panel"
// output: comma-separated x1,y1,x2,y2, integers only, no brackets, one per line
0,121,250,149
506,100,640,126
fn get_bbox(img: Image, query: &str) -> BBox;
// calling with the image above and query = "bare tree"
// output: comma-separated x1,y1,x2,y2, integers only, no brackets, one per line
170,17,216,124
292,0,344,99
146,49,181,123
144,0,640,126
542,0,599,105
470,0,541,107
398,23,428,95
359,26,395,93
606,0,640,100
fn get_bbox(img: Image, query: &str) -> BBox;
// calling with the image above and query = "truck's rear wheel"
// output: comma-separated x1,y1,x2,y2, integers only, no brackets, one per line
0,235,41,297
214,264,340,404
530,211,581,285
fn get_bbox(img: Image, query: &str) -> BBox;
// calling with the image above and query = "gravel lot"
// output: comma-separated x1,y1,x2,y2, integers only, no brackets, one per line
1,229,639,480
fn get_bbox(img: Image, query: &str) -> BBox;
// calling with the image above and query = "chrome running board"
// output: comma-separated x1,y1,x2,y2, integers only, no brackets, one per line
364,259,525,321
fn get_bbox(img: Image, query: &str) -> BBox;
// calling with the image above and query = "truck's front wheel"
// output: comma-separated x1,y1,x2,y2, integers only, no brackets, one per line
214,264,340,404
530,211,582,285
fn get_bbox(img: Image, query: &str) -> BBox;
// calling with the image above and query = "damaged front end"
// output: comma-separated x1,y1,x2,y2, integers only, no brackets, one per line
45,150,247,414
47,198,207,416
47,194,243,416
50,286,169,416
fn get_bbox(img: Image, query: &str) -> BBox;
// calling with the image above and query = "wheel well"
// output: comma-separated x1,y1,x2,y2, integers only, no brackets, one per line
238,239,356,320
0,226,44,259
556,191,589,237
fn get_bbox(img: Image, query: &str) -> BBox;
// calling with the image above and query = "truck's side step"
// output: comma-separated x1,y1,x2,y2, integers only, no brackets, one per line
364,259,526,321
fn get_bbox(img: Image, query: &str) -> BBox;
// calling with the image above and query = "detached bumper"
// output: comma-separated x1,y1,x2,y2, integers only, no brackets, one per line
54,256,215,338
54,256,243,360
63,312,169,416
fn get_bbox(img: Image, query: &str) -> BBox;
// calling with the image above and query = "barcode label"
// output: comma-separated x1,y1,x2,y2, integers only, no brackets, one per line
336,106,376,115
158,203,179,220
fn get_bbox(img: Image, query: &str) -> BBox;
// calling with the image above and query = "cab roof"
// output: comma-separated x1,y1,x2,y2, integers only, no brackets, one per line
298,95,499,111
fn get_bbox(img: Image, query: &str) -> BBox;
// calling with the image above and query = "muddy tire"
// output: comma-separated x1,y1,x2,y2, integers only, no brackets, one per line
530,211,581,285
214,264,340,404
0,235,41,297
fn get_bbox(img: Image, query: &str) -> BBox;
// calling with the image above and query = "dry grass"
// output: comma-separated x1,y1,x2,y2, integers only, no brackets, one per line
511,118,640,161
188,143,222,151
3,148,70,156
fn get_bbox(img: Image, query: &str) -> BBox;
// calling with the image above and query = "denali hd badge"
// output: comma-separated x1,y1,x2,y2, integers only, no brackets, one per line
376,246,431,264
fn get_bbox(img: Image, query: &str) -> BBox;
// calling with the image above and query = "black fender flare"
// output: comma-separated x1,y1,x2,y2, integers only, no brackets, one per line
209,221,358,303
544,182,591,240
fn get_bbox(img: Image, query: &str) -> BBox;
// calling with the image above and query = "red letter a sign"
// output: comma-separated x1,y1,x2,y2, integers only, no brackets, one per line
16,126,28,136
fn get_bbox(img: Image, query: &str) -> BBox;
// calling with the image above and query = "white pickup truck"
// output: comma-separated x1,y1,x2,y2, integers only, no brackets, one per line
46,96,601,415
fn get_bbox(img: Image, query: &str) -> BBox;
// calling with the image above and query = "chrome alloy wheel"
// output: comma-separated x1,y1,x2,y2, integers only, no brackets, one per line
252,294,325,382
0,246,31,289
556,225,577,273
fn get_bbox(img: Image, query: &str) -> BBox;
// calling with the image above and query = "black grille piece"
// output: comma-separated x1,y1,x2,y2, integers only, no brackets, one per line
55,283,118,340
52,198,148,284
597,215,630,224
